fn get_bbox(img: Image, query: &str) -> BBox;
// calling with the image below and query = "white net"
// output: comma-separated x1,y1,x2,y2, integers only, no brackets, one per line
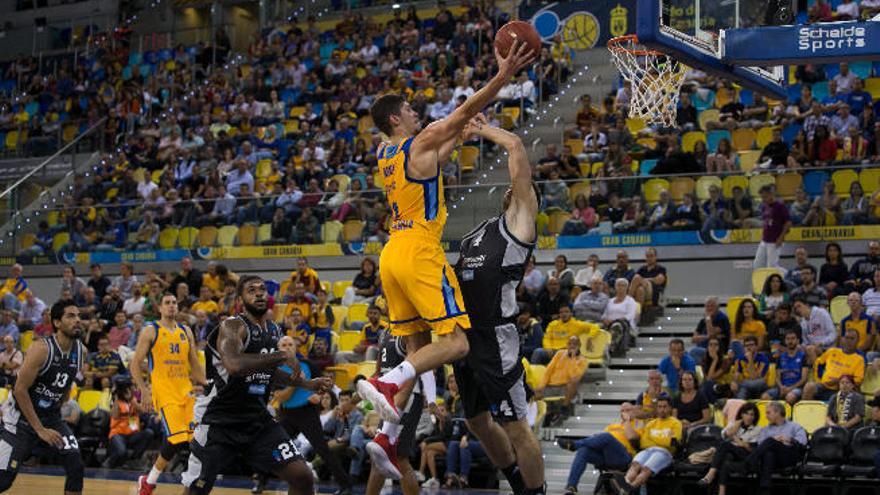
608,35,687,128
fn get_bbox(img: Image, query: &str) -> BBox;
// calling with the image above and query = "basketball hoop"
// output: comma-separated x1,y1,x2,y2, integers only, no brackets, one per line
608,34,687,128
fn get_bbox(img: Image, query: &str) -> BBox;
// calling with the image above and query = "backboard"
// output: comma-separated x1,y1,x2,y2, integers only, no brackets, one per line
636,0,789,99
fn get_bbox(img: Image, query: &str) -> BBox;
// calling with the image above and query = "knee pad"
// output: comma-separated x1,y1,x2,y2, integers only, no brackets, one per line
0,470,17,493
63,453,84,492
160,440,187,461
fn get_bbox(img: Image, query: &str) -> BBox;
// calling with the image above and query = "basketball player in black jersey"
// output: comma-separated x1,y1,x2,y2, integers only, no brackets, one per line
181,275,331,495
453,116,545,495
364,328,435,493
0,301,85,494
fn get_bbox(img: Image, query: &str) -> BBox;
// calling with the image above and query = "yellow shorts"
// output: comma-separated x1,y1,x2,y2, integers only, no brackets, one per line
379,236,470,337
158,396,196,445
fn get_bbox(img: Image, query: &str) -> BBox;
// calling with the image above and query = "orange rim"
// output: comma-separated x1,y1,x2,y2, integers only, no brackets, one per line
607,34,667,57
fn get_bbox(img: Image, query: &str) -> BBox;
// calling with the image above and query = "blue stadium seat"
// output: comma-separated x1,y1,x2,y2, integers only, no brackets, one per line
811,81,830,102
850,61,872,79
824,63,840,80
707,130,731,153
640,159,658,176
786,83,802,102
782,123,801,145
803,171,829,197
739,88,754,106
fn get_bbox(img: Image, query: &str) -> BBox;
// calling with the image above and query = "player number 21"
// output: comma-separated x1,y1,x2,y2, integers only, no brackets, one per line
277,440,298,460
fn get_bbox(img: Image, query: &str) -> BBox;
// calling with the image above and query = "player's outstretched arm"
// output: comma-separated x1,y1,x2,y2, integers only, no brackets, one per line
217,318,291,376
12,340,63,448
130,324,157,412
413,41,535,153
183,325,208,388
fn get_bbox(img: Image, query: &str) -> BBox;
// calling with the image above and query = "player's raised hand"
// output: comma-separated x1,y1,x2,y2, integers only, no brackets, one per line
495,40,536,78
461,113,489,141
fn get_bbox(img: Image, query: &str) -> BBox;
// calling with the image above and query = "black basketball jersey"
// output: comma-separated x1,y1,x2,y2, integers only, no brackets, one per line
378,329,406,375
456,214,535,329
3,335,84,430
199,315,282,426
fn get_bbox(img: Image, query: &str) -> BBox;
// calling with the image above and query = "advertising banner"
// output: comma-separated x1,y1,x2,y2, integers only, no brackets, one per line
722,21,880,65
519,0,636,50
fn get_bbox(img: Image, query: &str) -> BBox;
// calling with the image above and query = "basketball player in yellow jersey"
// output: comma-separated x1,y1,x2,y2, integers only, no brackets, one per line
130,293,206,495
358,40,535,476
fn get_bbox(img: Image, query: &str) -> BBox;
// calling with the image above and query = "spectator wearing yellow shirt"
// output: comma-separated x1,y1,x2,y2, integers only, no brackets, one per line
615,395,682,494
804,328,866,400
191,286,220,317
308,289,334,332
283,282,313,322
0,264,28,310
839,291,876,353
534,336,590,417
202,262,222,298
731,299,766,358
634,370,670,420
531,305,600,364
290,257,321,297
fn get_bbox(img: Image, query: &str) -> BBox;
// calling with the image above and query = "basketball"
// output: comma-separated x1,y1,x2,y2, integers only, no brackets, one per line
493,20,542,59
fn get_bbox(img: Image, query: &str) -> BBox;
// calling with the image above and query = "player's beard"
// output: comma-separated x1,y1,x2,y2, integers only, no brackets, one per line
244,301,268,318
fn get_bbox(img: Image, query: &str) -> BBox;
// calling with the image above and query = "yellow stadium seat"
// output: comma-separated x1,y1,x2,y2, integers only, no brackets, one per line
331,305,347,332
77,390,103,413
151,170,162,184
342,220,364,242
257,224,272,244
696,176,722,201
565,138,584,156
714,86,735,108
256,159,273,179
644,178,670,203
859,167,880,194
237,224,257,246
626,117,646,134
62,124,78,143
731,127,757,151
52,232,70,252
333,281,352,300
751,267,784,296
698,109,720,131
322,221,343,243
5,131,18,151
755,399,791,427
713,406,726,427
583,329,611,365
579,162,592,177
830,295,850,324
347,303,369,325
338,331,362,352
756,126,775,149
669,177,695,202
132,168,146,184
792,400,828,434
177,227,198,249
0,388,8,404
289,106,307,118
748,174,776,198
831,169,858,198
722,175,749,198
197,226,218,247
865,77,880,99
46,210,59,227
536,211,549,236
20,331,33,353
591,162,604,177
526,364,547,391
357,361,377,379
105,188,119,200
198,350,206,370
726,295,756,329
500,107,520,129
637,137,657,149
273,304,287,322
547,210,571,235
534,400,547,434
737,150,763,173
325,364,360,389
681,131,707,153
569,181,591,201
459,145,479,174
19,233,36,251
330,174,351,193
775,173,803,200
158,227,179,249
283,119,300,134
217,226,238,246
357,116,374,133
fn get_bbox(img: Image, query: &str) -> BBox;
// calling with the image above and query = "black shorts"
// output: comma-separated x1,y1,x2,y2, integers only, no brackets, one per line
454,323,529,422
0,418,80,474
394,392,423,459
181,420,302,493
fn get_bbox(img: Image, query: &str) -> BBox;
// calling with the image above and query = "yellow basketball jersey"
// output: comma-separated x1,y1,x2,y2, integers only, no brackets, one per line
378,136,446,241
148,322,193,407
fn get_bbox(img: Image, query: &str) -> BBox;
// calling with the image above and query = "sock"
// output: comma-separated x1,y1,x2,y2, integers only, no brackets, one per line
380,421,402,443
379,361,416,387
501,463,525,495
146,467,162,485
524,483,546,495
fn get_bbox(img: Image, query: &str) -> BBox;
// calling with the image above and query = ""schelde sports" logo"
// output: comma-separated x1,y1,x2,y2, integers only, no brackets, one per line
798,25,867,53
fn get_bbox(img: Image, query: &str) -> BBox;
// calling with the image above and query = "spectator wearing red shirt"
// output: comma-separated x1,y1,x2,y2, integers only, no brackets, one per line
810,125,838,166
562,194,598,235
107,310,133,351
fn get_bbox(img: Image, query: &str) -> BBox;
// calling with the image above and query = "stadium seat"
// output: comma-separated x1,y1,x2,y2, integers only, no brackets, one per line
636,137,657,149
639,159,658,176
569,181,591,200
681,131,707,153
52,232,70,252
178,227,198,249
525,364,546,391
673,424,723,477
775,172,803,200
697,109,720,131
781,123,801,145
840,426,880,480
756,126,775,149
829,295,850,324
737,150,762,173
0,388,7,404
695,176,722,201
792,400,828,434
803,171,829,196
255,159,272,179
273,304,287,322
692,89,715,111
77,390,103,413
800,425,848,478
748,174,776,198
325,363,360,389
706,129,731,153
46,210,59,227
625,117,646,134
338,331,361,352
565,138,584,156
644,178,670,203
322,221,343,243
755,400,791,427
865,77,880,99
257,224,272,244
217,226,238,247
342,220,364,242
151,169,162,184
579,162,591,177
238,224,257,246
721,175,749,198
751,267,784,296
589,162,604,177
859,167,880,194
330,174,351,192
332,281,352,301
197,226,218,247
19,331,33,352
330,305,347,332
500,107,520,129
669,177,695,203
831,169,858,198
811,81,830,102
158,228,179,249
714,86,735,108
731,128,756,151
583,329,611,366
62,124,78,143
19,233,36,251
347,303,369,326
459,145,479,174
547,211,571,235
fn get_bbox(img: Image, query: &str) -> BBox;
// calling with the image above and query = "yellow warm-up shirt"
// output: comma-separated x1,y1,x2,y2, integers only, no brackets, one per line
543,318,600,350
816,347,865,388
638,416,683,452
